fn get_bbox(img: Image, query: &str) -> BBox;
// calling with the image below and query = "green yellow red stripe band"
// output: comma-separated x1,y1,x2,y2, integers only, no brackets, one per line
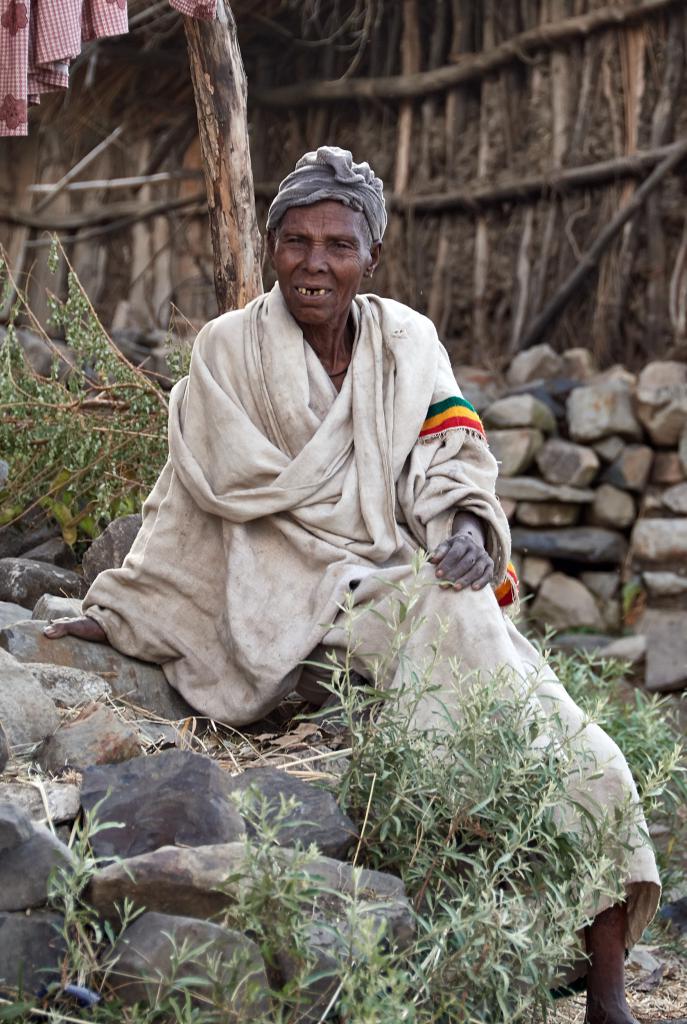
420,396,485,439
494,562,519,609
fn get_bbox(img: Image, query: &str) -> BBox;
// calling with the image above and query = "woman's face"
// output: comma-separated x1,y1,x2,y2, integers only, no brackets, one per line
268,200,381,329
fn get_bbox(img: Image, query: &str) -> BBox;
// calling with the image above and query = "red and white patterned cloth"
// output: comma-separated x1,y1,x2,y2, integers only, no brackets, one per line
0,0,217,137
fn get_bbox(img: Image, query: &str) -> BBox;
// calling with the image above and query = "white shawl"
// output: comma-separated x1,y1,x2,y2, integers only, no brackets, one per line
84,285,511,724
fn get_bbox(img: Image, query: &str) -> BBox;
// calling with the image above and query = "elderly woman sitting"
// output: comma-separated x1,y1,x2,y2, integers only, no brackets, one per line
46,146,659,1023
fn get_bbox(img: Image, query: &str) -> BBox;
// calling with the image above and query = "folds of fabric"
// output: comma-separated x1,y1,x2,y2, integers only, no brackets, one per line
84,284,512,724
0,0,217,137
319,572,660,957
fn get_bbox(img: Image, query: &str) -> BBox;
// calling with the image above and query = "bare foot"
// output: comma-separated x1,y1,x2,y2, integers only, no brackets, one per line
43,616,108,644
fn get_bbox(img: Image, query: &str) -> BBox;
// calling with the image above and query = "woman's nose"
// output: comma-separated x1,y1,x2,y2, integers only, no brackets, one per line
302,243,328,272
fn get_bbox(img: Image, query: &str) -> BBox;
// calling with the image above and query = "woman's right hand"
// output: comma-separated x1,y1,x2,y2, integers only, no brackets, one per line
43,616,108,644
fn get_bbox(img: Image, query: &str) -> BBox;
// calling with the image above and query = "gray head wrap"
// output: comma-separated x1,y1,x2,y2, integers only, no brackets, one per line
266,145,387,242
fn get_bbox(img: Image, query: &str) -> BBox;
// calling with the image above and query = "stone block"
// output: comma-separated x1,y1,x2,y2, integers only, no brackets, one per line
0,601,31,629
38,703,141,773
496,477,594,503
636,361,687,446
561,348,596,382
579,571,620,602
642,572,687,598
516,502,579,527
589,484,636,530
567,383,642,443
89,842,411,948
0,911,66,993
24,662,111,707
0,781,80,825
108,912,269,1016
603,635,646,664
81,750,246,860
641,610,687,692
602,445,653,492
0,723,7,773
662,482,687,515
82,514,142,586
225,767,356,859
593,435,625,463
487,428,544,476
32,594,83,621
0,803,74,911
0,558,86,611
0,650,59,750
652,452,685,486
506,344,564,386
510,527,627,564
0,620,192,720
630,519,687,567
530,573,601,630
22,537,76,569
535,438,600,487
483,395,556,433
0,521,60,561
521,557,553,591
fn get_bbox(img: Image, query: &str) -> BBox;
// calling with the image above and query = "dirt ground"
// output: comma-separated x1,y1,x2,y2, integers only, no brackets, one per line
552,946,687,1023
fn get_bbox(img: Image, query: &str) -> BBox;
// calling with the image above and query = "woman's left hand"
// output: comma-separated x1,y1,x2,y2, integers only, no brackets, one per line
429,512,494,590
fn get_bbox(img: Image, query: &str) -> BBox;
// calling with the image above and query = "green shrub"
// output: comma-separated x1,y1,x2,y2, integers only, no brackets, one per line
0,242,186,543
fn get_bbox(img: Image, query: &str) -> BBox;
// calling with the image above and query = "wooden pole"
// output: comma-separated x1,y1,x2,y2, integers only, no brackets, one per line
183,1,263,314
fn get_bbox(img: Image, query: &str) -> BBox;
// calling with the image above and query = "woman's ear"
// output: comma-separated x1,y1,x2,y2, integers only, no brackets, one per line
367,241,382,277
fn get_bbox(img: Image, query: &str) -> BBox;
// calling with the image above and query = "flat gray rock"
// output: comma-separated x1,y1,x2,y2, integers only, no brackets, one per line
530,573,600,631
507,344,563,386
0,558,86,610
0,620,192,720
662,482,687,515
483,394,556,433
0,601,31,629
82,514,142,586
0,911,66,993
496,477,594,503
0,722,7,774
108,911,269,1015
80,749,246,860
510,527,627,564
567,381,642,443
515,501,579,528
0,781,80,825
535,438,599,487
31,594,82,622
630,519,687,567
0,521,61,561
22,537,75,569
0,649,59,750
0,802,74,911
89,842,412,947
636,360,687,446
38,703,141,773
488,428,544,476
602,444,653,493
641,610,687,692
226,767,356,858
590,484,636,530
25,662,111,707
642,572,687,598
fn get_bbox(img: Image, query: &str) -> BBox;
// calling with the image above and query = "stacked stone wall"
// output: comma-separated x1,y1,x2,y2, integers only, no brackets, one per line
457,345,687,694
